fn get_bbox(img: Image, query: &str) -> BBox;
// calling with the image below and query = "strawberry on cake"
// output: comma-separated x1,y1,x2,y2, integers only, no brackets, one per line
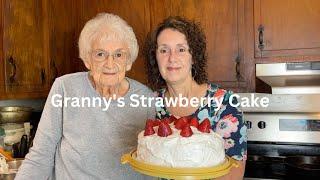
136,116,225,168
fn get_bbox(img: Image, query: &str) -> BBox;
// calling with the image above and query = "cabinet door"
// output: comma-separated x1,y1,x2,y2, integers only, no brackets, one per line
3,0,49,93
169,0,247,91
0,0,4,96
47,0,78,84
76,0,151,84
254,0,320,58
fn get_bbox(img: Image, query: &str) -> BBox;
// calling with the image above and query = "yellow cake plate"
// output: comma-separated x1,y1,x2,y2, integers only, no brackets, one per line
121,149,239,179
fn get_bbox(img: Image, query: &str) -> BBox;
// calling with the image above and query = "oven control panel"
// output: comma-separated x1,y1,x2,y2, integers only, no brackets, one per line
244,113,320,144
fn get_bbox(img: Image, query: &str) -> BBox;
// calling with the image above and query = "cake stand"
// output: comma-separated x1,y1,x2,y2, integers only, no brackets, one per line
121,149,239,179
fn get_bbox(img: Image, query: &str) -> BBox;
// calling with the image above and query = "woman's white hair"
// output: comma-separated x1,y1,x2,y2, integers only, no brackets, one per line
78,13,138,63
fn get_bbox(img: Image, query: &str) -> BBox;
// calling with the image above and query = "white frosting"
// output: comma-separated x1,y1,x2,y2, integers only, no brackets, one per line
137,125,225,168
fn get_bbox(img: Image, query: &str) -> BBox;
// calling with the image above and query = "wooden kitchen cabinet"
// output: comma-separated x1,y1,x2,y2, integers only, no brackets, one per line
0,0,4,95
46,0,79,84
9,0,320,98
254,0,320,59
149,0,249,92
0,0,50,99
0,0,77,99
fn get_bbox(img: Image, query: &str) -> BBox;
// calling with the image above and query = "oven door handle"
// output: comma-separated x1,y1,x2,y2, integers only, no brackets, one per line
248,155,285,163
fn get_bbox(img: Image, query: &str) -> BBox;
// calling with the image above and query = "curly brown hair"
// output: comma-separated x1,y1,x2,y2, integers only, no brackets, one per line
143,16,208,90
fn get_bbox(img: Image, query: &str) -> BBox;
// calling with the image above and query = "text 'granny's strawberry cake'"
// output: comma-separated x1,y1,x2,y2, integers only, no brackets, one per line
136,116,225,168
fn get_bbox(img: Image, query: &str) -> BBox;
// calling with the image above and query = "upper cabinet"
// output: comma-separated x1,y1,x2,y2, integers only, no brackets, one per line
0,0,77,99
149,0,250,92
1,0,50,97
2,0,319,99
46,0,78,84
0,0,4,95
254,0,320,59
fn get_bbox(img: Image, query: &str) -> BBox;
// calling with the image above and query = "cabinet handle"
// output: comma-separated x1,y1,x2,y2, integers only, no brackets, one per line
258,25,265,50
235,55,241,81
7,56,17,83
50,59,58,83
41,68,46,84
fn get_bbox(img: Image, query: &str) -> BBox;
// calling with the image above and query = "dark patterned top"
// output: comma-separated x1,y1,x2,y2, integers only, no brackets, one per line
155,83,247,161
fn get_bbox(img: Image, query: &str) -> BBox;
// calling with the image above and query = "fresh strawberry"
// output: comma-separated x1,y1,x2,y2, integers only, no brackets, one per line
168,115,177,124
187,115,194,123
173,116,187,125
189,117,199,128
180,125,193,137
153,119,161,127
162,117,171,125
157,121,173,137
173,117,178,125
198,118,211,133
174,117,189,130
145,119,154,127
144,126,155,136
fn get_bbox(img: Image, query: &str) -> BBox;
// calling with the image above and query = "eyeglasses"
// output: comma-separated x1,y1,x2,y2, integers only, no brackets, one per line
91,49,128,62
156,45,190,57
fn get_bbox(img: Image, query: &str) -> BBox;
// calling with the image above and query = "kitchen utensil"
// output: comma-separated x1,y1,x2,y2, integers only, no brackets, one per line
12,143,19,158
28,135,33,150
0,106,33,124
19,135,28,158
121,149,238,179
23,122,31,137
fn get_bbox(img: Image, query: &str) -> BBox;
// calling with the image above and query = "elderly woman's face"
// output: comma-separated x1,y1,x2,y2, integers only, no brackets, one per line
156,28,193,85
84,37,132,87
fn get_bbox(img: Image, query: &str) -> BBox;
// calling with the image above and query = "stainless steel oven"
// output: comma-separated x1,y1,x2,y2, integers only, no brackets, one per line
244,112,320,179
242,62,320,179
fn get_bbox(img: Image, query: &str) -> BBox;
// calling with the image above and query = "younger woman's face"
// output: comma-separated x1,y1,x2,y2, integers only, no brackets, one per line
156,28,193,85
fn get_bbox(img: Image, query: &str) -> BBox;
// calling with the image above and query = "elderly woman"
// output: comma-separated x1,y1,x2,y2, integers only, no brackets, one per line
144,16,247,180
16,13,154,179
